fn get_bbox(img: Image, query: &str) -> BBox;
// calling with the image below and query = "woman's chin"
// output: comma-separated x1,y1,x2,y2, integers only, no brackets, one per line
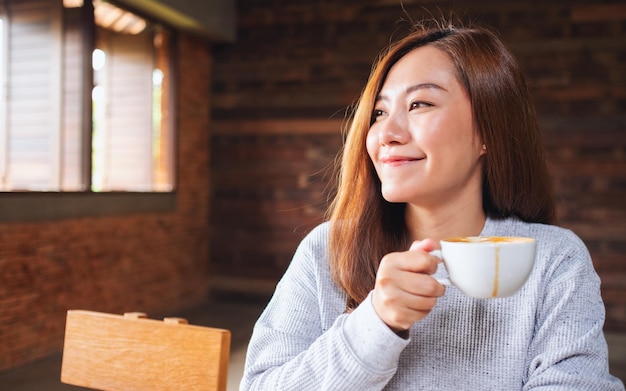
381,191,409,204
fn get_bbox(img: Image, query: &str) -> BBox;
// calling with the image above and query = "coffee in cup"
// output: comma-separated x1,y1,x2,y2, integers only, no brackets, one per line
431,236,536,299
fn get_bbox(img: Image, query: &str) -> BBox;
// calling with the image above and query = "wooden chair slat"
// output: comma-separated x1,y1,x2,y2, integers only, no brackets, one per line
61,310,231,391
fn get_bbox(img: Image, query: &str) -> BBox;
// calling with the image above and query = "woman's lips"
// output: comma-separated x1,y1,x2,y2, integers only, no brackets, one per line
380,155,423,166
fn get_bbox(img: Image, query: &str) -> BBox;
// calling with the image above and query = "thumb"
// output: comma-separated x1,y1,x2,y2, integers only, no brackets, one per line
408,238,437,252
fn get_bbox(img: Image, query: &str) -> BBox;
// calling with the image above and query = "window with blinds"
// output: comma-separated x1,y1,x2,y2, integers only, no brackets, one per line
0,0,175,192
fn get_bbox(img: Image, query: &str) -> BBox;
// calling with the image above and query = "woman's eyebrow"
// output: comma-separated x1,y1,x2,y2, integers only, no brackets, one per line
376,82,448,102
406,82,447,94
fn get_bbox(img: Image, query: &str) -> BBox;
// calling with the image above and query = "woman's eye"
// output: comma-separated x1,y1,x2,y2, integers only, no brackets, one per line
410,101,431,110
372,109,385,121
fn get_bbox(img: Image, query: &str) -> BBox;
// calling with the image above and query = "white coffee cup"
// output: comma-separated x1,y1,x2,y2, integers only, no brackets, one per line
431,236,536,299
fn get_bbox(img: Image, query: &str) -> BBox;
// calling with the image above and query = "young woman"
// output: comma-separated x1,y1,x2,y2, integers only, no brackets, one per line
240,22,624,390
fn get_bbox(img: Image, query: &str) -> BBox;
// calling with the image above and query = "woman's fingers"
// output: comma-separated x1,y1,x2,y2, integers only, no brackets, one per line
372,243,446,332
379,241,442,283
373,284,439,331
377,254,443,296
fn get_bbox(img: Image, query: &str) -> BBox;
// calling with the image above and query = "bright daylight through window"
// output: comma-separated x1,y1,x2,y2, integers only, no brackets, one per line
0,17,5,184
0,0,175,192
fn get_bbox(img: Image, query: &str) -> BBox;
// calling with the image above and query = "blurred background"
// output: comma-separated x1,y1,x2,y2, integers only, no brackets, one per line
0,0,624,385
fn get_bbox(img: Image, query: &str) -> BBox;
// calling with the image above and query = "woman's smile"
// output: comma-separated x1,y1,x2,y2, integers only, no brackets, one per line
380,154,424,167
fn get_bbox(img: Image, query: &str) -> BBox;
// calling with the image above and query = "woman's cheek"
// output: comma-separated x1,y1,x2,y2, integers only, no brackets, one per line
365,129,379,162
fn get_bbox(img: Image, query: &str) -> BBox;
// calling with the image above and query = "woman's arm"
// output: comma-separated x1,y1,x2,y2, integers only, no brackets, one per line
523,232,624,390
240,227,410,390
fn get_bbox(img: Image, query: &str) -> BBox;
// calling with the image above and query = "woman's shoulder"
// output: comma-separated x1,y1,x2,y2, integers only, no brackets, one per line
490,217,594,277
308,220,332,237
488,216,584,247
297,221,331,250
288,221,331,270
278,221,337,298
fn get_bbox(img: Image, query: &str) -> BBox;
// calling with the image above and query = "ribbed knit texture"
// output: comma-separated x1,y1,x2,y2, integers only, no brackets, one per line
240,217,625,390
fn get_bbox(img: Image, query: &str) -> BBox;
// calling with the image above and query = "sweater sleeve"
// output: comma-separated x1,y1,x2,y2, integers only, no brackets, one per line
523,230,625,390
239,227,410,391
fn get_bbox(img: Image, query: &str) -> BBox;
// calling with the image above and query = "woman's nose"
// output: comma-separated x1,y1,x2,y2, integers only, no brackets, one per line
378,114,409,145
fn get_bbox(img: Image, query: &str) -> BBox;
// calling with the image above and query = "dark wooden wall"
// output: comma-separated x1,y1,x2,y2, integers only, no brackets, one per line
210,1,626,331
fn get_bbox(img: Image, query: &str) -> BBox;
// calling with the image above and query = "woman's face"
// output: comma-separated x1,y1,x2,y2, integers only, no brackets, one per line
366,45,485,208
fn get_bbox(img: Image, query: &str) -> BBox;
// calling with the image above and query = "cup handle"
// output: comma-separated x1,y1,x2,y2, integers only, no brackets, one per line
429,250,452,286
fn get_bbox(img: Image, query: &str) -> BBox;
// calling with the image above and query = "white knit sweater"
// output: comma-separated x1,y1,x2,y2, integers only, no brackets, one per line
240,217,625,390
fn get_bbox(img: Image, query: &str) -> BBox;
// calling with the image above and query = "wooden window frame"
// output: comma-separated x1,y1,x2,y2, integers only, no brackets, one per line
0,0,177,221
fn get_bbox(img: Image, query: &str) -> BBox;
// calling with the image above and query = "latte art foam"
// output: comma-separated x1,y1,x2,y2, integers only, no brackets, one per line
444,236,533,244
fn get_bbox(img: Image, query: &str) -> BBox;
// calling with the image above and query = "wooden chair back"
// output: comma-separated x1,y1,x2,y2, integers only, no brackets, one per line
61,310,231,391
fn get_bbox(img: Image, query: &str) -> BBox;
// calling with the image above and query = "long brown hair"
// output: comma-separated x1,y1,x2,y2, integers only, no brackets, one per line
327,22,556,309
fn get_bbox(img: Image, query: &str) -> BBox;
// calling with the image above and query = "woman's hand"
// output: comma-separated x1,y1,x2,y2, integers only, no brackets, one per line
372,239,446,333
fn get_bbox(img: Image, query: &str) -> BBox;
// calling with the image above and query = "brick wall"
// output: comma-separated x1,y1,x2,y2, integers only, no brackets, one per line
211,121,341,280
210,1,626,330
0,34,213,371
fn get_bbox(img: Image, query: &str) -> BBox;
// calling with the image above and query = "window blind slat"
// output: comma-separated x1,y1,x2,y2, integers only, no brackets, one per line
99,28,154,191
4,0,62,191
61,6,87,191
